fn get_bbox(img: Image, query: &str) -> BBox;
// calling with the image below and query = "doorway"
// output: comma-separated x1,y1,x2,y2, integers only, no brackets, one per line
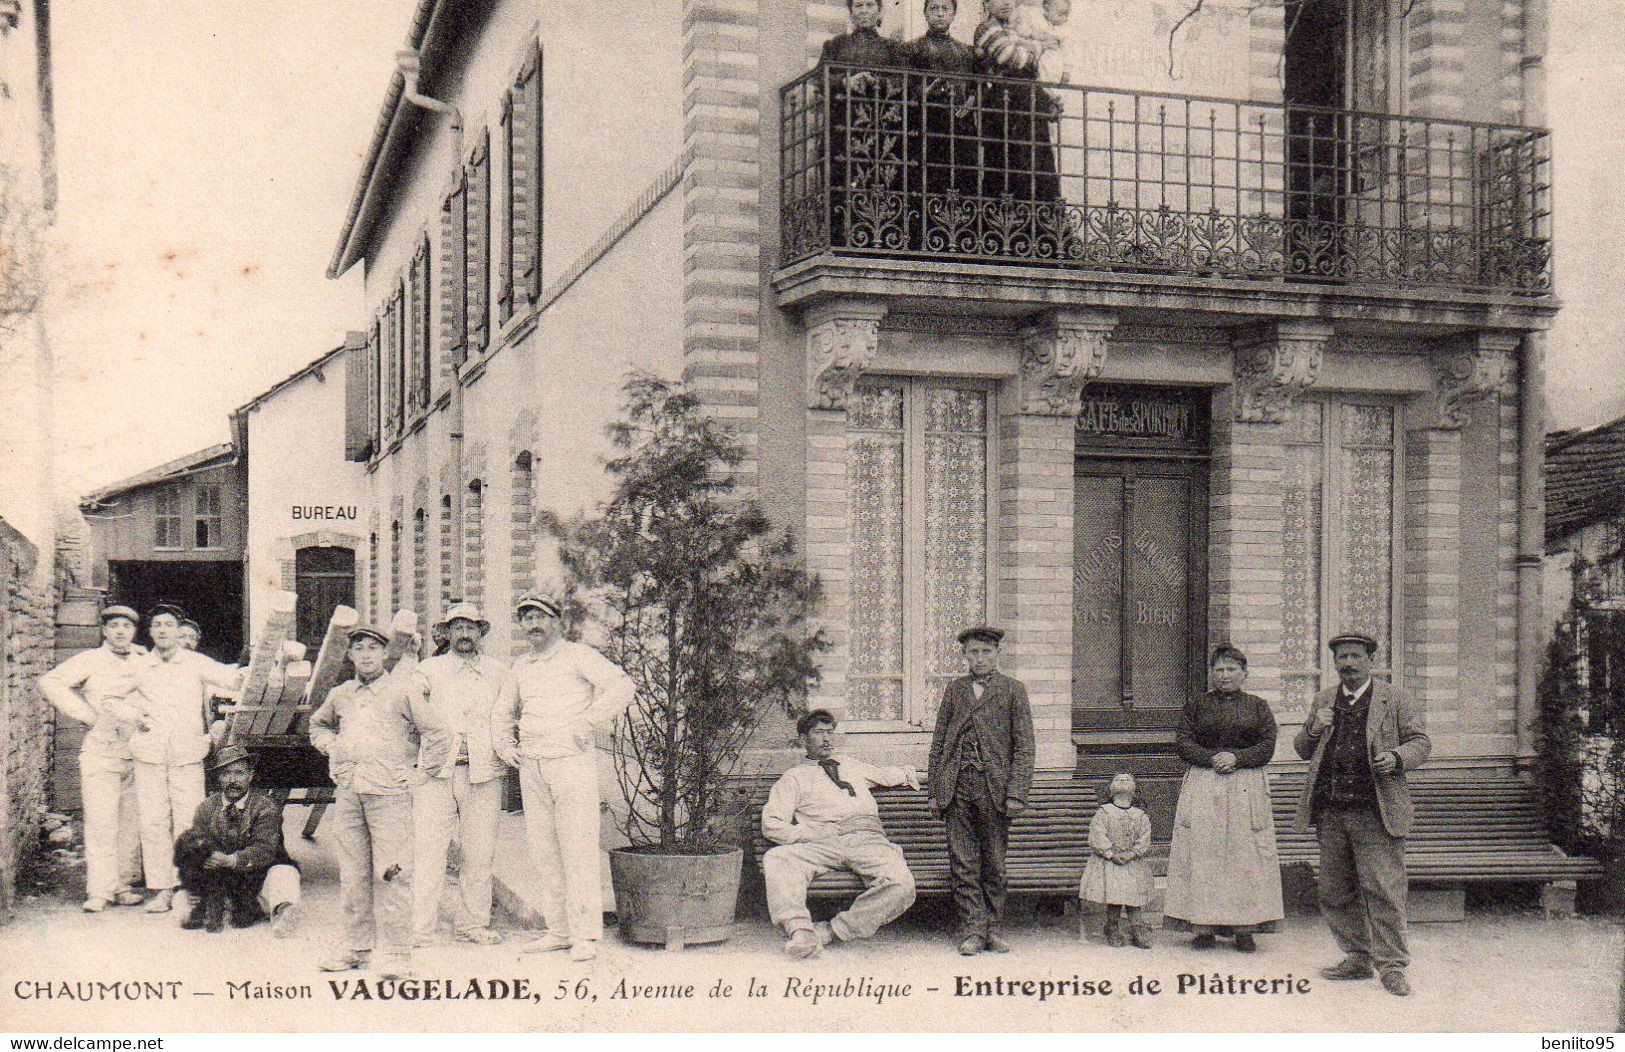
294,546,356,653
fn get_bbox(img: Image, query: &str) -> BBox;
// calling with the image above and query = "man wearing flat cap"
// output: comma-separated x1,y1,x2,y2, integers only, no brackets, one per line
409,602,509,946
310,625,452,978
1294,630,1431,997
928,625,1035,955
493,593,634,962
173,744,301,935
38,603,150,912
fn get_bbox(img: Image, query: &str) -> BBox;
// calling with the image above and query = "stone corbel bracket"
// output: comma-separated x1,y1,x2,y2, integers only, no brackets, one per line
1431,332,1520,430
1017,309,1118,416
1232,321,1335,423
805,300,888,410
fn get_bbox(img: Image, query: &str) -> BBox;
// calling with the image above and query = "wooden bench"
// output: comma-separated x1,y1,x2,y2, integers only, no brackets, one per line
747,777,1093,897
1270,771,1604,885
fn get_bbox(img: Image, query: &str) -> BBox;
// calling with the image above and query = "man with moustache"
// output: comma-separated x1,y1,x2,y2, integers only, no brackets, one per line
38,603,150,913
127,603,243,914
1294,630,1431,997
492,594,634,963
410,602,509,947
173,744,301,935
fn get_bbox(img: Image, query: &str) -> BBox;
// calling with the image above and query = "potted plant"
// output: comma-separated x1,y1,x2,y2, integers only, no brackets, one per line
556,374,825,949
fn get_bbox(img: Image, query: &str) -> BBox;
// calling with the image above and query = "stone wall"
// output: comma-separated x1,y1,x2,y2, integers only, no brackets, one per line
0,519,55,917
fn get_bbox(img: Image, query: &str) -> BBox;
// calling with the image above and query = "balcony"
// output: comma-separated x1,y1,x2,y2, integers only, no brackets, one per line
778,65,1552,303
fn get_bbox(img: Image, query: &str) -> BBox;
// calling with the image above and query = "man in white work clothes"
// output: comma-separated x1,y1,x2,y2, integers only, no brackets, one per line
761,709,920,958
38,603,150,912
128,603,243,914
492,593,634,962
410,601,508,946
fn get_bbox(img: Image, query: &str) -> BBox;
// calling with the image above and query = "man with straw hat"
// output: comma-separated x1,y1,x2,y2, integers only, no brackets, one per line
410,601,509,947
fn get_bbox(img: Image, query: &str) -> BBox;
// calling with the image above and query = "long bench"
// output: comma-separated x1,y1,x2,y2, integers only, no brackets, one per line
746,770,1603,900
746,777,1092,897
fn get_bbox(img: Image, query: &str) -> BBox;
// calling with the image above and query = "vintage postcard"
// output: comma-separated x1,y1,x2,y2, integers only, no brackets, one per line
1,0,1621,1035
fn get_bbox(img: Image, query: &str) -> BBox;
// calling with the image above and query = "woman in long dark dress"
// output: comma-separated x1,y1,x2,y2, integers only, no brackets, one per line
819,0,906,248
971,0,1059,206
903,0,979,246
1162,644,1285,952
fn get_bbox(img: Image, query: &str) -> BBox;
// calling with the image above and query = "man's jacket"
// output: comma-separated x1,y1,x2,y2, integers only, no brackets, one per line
927,671,1035,814
181,790,297,873
1292,679,1431,838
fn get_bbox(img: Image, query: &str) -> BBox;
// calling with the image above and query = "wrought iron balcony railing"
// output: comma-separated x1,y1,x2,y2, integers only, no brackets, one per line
780,64,1552,296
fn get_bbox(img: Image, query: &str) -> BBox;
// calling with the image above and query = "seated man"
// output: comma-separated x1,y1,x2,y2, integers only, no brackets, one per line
174,744,301,935
761,709,920,959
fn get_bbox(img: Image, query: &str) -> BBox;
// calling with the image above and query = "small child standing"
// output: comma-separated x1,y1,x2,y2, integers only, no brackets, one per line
1080,772,1154,948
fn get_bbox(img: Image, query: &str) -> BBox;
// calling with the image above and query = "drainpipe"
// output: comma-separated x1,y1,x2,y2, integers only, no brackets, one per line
395,49,469,596
1516,332,1546,768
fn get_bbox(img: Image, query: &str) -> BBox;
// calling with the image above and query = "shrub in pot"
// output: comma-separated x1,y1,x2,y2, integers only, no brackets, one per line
556,374,824,949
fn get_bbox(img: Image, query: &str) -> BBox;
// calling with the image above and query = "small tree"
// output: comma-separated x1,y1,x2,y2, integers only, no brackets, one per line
557,374,825,850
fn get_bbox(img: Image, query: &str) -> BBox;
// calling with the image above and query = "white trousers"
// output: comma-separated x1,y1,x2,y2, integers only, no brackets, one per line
257,864,302,914
411,767,503,940
517,754,602,941
81,748,144,902
131,759,204,891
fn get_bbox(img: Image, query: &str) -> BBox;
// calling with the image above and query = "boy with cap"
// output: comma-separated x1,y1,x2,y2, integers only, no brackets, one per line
311,625,452,978
1293,629,1431,997
493,593,634,962
927,625,1035,955
173,744,301,935
38,603,150,912
410,602,509,946
127,603,243,914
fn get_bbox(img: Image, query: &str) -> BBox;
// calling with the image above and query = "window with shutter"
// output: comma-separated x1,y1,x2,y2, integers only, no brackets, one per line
367,321,381,454
467,130,491,353
525,44,543,303
444,174,468,366
381,304,398,436
393,280,407,426
410,236,431,409
499,92,515,325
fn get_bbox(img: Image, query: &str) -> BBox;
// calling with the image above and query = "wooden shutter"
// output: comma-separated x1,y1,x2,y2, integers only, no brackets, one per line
498,92,515,324
393,279,407,425
525,43,543,303
444,174,468,366
366,320,381,454
467,129,491,354
344,341,371,461
410,237,430,408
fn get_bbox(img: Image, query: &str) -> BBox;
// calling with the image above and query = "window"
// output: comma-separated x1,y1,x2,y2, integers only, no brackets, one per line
846,378,992,726
504,42,542,314
154,488,184,549
443,172,468,365
368,531,380,621
466,129,492,354
391,279,407,427
499,92,515,325
1281,397,1401,710
390,519,402,614
464,479,484,607
194,485,222,549
367,320,381,452
413,507,428,629
410,236,431,409
524,42,543,303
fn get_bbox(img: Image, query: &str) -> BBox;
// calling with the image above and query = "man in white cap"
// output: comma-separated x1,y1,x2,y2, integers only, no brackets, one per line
38,603,149,912
493,593,634,962
410,601,509,946
126,603,243,914
311,625,452,979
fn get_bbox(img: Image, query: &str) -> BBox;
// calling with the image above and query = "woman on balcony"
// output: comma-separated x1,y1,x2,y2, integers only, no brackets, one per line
972,0,1060,217
818,0,906,250
903,0,979,249
1162,645,1285,952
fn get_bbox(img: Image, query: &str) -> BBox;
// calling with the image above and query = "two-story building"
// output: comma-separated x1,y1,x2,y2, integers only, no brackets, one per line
329,0,1557,847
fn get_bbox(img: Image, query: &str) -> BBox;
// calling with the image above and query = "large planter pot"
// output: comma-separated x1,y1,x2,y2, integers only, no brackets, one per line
610,845,743,950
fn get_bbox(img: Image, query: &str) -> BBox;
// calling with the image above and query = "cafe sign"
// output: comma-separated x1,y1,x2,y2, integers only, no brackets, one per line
1075,384,1209,453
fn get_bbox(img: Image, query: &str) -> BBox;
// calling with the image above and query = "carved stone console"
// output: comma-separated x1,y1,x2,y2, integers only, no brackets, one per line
1231,321,1335,423
1429,332,1520,430
804,300,888,411
1017,309,1118,417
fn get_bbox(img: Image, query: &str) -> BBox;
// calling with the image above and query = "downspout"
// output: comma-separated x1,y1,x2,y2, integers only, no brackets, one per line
1516,332,1546,768
396,49,468,596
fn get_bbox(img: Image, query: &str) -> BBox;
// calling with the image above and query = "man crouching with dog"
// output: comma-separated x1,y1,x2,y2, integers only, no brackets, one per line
173,744,301,936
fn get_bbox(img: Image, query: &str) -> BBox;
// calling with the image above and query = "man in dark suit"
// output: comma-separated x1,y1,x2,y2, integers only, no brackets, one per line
928,626,1035,955
174,745,301,936
1293,630,1431,997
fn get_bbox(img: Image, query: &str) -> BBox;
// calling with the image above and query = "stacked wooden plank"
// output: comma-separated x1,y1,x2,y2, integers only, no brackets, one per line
382,609,420,674
297,604,359,734
228,591,297,741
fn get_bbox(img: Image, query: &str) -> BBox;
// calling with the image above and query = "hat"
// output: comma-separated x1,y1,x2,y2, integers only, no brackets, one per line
957,625,1005,646
435,601,490,634
347,625,391,647
515,593,561,619
1327,630,1379,655
209,744,254,772
147,601,188,624
100,604,139,624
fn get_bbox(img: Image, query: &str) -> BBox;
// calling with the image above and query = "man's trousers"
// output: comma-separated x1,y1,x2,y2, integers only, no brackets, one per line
517,753,603,941
763,830,916,941
412,766,503,941
1316,804,1410,972
80,748,145,902
131,758,204,891
333,788,413,957
176,827,301,920
944,768,1010,939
